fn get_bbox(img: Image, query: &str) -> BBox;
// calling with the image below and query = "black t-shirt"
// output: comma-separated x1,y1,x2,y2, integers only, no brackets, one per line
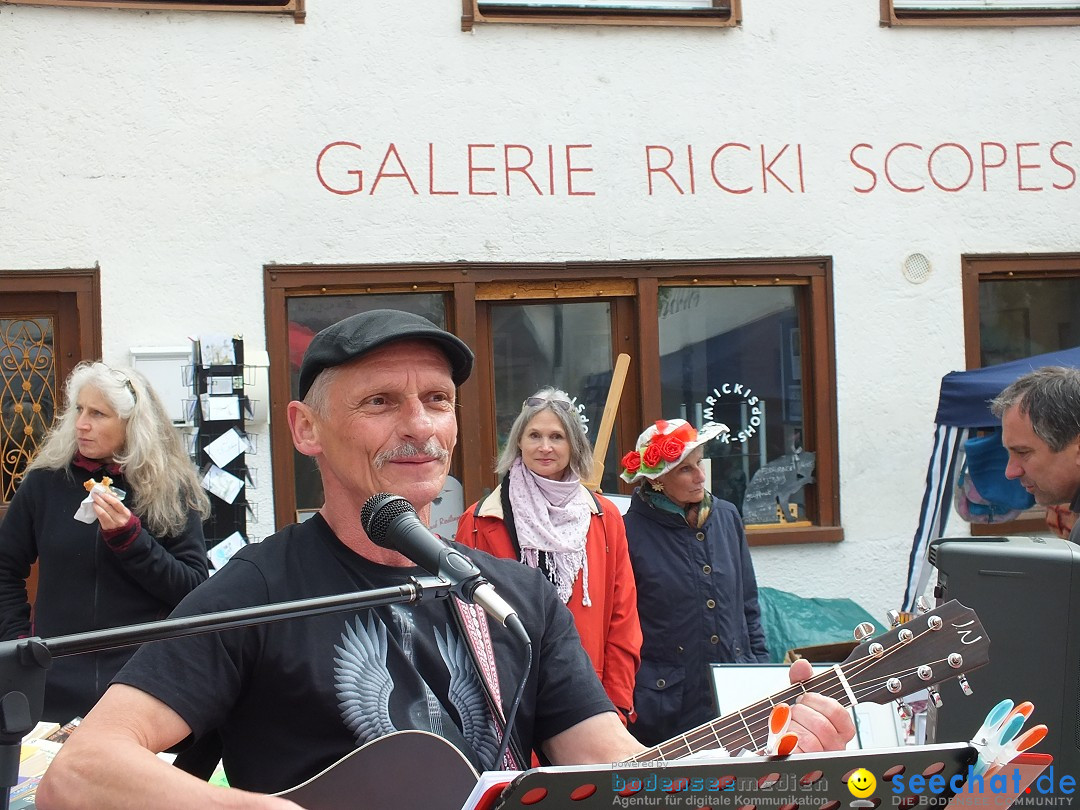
115,514,612,794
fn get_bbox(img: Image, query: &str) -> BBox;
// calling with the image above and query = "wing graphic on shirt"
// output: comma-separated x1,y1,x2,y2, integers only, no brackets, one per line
334,613,397,744
434,624,501,770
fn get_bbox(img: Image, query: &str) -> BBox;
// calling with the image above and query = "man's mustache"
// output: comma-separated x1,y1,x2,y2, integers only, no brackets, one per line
374,439,449,467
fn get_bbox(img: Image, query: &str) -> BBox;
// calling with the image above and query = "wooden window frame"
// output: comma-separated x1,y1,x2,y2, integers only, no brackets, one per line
961,252,1080,536
0,0,304,21
462,0,739,30
881,0,1080,26
264,256,840,547
0,267,101,521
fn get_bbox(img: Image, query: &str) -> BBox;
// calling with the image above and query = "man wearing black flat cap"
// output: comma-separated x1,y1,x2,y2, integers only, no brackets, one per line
40,310,854,809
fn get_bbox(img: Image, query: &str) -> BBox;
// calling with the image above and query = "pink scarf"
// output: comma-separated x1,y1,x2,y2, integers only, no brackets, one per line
507,457,592,606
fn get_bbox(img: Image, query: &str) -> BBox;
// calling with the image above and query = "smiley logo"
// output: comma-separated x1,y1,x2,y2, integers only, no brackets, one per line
848,768,877,798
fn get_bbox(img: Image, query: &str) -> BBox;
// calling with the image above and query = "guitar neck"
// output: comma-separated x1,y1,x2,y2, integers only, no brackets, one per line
630,669,846,762
627,600,990,763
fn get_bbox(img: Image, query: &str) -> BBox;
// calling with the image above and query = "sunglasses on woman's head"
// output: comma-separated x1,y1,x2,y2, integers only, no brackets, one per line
108,368,138,403
524,396,573,412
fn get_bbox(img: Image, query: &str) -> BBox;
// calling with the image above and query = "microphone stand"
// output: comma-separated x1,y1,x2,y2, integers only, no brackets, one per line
0,575,454,810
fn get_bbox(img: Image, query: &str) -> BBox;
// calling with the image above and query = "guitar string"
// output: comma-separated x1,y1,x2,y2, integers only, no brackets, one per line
633,616,972,761
645,667,924,761
643,617,958,760
662,631,950,758
644,656,945,761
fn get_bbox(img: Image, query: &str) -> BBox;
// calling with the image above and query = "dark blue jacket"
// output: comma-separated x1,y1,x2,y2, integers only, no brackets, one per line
623,489,768,746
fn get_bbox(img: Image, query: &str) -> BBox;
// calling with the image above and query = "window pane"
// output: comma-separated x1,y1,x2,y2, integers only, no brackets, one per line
978,278,1080,366
491,302,620,492
1,318,57,503
286,294,447,512
657,286,811,527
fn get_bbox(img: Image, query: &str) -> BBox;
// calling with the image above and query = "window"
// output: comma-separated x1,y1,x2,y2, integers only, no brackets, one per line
265,258,840,546
962,252,1080,534
461,0,739,30
0,0,304,21
882,0,1080,26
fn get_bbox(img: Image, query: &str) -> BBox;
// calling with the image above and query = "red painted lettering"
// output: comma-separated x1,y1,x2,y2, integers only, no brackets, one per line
761,144,794,193
370,143,418,196
428,143,459,196
1016,142,1044,191
1051,141,1076,190
711,143,752,194
548,145,555,196
316,141,364,196
467,144,497,196
885,143,925,193
849,143,877,193
928,143,973,192
565,145,595,196
504,145,543,196
646,145,683,195
687,145,696,195
980,142,1007,191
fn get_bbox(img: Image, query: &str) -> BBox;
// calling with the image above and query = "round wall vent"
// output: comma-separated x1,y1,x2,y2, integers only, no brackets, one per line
903,253,932,284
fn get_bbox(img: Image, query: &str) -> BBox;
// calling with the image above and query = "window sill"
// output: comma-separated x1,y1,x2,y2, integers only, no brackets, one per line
746,524,844,547
462,0,740,30
0,0,305,21
881,1,1080,26
970,514,1049,536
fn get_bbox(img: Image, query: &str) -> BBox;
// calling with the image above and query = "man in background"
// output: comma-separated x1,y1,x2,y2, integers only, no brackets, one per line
992,365,1080,543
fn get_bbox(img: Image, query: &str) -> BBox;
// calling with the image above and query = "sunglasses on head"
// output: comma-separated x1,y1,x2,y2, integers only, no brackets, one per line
524,396,573,412
108,368,138,403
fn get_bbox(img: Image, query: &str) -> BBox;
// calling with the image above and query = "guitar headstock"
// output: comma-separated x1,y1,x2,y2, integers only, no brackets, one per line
839,599,989,707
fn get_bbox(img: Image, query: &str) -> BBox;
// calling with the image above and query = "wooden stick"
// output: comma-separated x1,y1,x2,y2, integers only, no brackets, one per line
582,353,631,492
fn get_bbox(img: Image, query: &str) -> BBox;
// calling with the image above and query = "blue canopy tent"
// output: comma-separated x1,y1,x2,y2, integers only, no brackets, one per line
903,345,1080,610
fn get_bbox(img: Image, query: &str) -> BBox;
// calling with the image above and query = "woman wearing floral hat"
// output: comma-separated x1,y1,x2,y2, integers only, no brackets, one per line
457,387,642,722
620,418,769,746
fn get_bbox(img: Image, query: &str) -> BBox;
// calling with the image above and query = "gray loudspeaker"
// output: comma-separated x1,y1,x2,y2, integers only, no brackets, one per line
927,535,1080,792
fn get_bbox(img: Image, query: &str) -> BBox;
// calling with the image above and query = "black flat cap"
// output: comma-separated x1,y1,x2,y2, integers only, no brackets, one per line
297,309,474,399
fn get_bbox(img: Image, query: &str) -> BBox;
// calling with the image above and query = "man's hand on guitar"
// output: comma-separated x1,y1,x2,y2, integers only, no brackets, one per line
786,659,857,753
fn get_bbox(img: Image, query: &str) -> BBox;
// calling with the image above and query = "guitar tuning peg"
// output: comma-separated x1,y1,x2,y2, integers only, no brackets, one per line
886,609,902,627
957,674,973,696
853,621,876,641
896,701,913,721
928,686,943,708
916,596,933,614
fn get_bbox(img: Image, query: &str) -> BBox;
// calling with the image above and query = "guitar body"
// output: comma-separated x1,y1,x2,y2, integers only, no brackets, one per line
275,730,479,810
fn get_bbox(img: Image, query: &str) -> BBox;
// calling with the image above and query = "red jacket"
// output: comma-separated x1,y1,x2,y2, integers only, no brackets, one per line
457,483,642,716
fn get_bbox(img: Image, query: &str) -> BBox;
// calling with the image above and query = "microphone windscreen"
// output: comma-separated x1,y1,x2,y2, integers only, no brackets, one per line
361,493,415,546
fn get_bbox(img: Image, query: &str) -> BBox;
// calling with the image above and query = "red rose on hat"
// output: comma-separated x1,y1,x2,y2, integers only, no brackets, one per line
642,443,663,469
657,434,685,462
621,451,642,475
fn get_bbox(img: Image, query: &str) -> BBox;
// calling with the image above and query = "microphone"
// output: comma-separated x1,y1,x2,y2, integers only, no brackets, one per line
360,493,524,635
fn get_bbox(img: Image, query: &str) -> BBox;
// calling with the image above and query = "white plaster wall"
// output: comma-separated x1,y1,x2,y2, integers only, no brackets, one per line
2,0,1079,622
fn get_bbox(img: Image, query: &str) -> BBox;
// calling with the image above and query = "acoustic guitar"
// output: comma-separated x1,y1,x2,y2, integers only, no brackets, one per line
277,599,989,809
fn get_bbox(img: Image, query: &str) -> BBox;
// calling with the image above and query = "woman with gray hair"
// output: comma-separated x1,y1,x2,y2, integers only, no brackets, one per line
0,361,210,721
457,387,642,720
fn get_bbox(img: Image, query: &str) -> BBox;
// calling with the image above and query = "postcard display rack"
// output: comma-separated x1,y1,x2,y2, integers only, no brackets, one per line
188,335,254,563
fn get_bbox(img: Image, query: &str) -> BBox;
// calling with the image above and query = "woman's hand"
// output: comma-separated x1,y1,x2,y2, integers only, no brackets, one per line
92,490,132,532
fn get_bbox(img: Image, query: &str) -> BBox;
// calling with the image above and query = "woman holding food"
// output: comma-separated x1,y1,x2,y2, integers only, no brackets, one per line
0,361,210,721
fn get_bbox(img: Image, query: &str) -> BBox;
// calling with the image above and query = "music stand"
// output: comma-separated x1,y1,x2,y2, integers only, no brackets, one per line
472,742,1030,810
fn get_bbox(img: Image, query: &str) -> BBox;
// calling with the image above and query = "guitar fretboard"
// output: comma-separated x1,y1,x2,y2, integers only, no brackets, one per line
629,670,845,762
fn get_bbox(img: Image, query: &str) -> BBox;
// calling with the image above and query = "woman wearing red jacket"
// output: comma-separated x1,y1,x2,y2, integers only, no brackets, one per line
456,387,642,721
